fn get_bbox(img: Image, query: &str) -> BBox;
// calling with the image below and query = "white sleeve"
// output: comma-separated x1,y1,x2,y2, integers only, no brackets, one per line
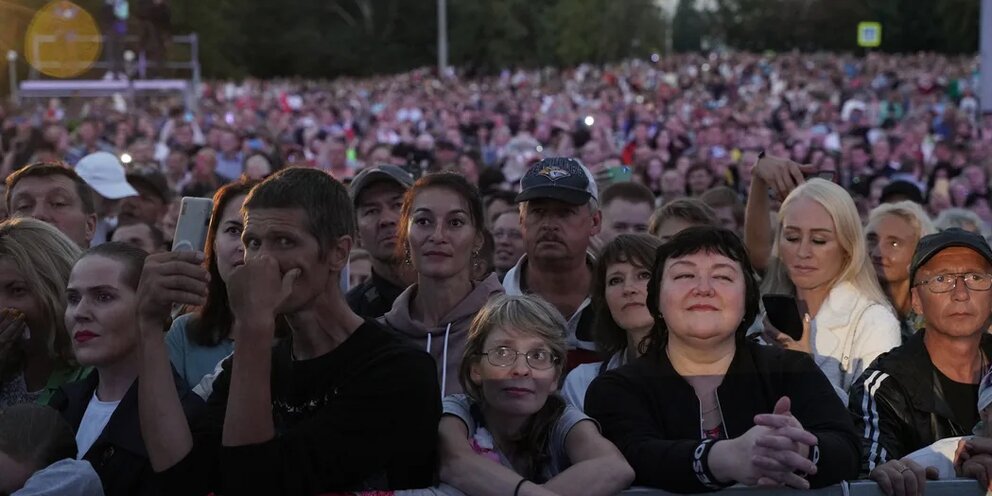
903,436,968,480
192,352,232,401
561,363,599,411
14,459,105,496
846,304,902,392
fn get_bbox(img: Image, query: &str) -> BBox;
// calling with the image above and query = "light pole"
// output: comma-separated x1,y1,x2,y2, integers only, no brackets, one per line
6,50,17,107
437,0,448,76
982,0,992,114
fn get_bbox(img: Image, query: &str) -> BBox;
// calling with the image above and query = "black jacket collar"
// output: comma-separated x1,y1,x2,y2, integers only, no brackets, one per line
881,329,992,423
56,372,148,459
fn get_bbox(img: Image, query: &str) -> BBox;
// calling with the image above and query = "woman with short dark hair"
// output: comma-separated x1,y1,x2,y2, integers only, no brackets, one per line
586,226,860,492
562,234,660,410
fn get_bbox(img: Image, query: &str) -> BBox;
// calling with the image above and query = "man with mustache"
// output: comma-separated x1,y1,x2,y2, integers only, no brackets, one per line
346,165,416,318
850,228,992,495
503,157,602,371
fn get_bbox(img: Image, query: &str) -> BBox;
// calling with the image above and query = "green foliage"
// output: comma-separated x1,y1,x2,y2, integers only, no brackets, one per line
705,0,979,54
7,0,980,82
672,0,703,52
167,0,666,78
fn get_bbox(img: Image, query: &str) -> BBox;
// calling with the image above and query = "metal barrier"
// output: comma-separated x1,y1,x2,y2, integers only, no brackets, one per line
618,479,988,495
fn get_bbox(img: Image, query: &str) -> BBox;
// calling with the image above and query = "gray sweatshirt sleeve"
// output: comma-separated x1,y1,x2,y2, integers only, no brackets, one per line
13,459,105,496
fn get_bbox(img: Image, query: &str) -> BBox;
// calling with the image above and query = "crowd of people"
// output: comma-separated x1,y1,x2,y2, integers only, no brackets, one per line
0,50,992,495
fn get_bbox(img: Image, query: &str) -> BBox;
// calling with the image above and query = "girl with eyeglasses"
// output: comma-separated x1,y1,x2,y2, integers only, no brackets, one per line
435,294,633,496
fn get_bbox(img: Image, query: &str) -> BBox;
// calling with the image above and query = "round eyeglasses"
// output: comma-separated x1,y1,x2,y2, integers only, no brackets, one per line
479,346,559,370
913,272,992,294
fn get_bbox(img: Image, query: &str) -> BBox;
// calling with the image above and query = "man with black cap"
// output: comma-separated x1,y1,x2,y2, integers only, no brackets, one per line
503,157,602,370
880,180,925,205
120,169,171,227
346,165,416,318
850,228,992,493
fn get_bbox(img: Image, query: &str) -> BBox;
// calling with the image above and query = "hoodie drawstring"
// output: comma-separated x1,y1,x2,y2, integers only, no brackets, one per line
441,323,451,398
424,328,451,398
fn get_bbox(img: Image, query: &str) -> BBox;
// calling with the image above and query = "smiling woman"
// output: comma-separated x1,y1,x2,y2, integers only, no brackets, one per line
585,226,861,492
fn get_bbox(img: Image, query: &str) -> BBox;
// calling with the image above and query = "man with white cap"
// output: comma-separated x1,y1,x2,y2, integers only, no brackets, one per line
74,151,138,246
503,157,602,372
850,228,992,495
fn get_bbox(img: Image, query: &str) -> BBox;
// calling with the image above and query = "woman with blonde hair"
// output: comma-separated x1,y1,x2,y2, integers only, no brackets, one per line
437,294,633,496
762,178,900,399
866,201,936,341
0,218,85,408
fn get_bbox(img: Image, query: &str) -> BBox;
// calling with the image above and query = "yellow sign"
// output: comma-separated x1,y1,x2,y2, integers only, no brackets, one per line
25,1,102,78
858,22,882,48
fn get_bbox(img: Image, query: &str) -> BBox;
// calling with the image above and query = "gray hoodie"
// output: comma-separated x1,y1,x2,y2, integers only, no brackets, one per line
382,273,503,397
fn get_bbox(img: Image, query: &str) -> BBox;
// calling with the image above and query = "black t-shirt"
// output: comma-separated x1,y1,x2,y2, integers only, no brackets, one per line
159,319,441,495
935,368,980,431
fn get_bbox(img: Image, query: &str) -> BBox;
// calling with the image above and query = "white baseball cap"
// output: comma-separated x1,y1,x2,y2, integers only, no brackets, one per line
75,152,138,200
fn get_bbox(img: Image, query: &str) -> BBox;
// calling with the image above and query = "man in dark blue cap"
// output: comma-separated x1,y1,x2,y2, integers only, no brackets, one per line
851,228,992,494
503,157,602,370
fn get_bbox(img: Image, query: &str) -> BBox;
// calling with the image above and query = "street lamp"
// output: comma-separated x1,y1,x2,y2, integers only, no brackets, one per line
6,50,18,106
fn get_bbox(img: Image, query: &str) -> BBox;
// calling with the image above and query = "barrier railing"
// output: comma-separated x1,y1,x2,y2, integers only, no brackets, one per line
619,479,988,495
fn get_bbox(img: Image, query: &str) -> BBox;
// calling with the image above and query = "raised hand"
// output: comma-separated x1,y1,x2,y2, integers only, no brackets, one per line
752,155,816,200
0,308,26,367
136,251,209,331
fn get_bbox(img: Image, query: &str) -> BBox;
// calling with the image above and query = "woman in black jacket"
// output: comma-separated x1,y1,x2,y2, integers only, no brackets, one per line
585,226,861,492
51,242,201,496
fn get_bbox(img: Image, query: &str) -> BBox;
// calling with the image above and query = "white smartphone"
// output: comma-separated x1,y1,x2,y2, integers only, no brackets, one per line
172,197,213,252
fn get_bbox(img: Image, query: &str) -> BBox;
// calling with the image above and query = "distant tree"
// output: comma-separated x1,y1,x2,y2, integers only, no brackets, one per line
672,0,703,52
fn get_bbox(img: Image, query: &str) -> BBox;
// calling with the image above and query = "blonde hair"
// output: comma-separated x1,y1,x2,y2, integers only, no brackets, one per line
458,294,567,481
867,201,937,240
0,218,81,375
763,179,890,307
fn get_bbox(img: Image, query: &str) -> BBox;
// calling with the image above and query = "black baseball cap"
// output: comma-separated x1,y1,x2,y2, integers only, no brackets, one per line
910,228,992,284
515,157,599,206
880,180,924,205
126,170,172,204
349,165,415,205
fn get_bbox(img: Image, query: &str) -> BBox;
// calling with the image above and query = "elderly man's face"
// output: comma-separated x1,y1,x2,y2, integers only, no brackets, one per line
912,247,992,340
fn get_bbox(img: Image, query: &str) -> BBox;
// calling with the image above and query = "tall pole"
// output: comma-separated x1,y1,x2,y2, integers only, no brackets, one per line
437,0,448,76
982,0,992,113
6,51,17,107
